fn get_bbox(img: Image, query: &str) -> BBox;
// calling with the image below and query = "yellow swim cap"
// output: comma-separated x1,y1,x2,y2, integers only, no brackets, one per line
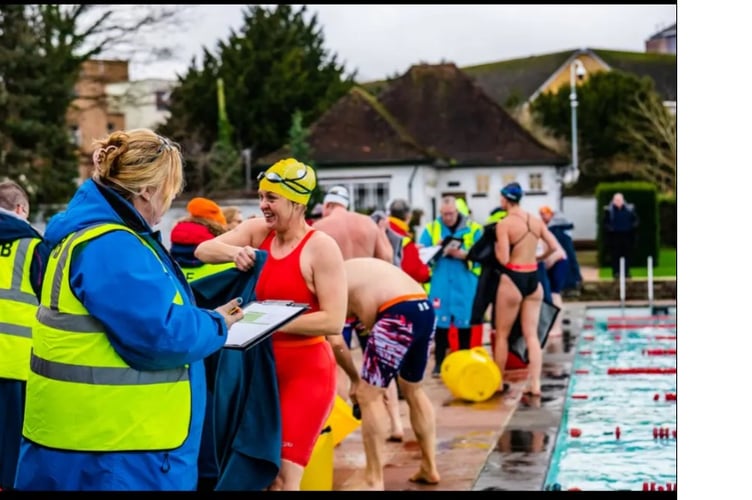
258,158,316,205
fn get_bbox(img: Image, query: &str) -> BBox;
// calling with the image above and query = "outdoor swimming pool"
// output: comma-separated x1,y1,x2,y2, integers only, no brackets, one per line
543,307,677,491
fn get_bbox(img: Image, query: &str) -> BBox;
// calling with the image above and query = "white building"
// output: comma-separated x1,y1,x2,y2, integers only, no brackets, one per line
106,78,177,130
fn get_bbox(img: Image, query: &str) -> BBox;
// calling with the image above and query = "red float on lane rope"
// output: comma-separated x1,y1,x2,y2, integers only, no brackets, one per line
607,367,676,375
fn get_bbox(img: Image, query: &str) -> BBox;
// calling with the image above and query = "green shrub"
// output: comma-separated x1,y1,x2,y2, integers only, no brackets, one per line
658,194,676,248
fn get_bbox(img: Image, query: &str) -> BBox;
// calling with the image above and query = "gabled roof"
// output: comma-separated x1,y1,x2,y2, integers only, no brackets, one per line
593,49,676,101
256,86,433,167
438,47,676,106
648,23,676,40
258,63,566,168
462,50,575,109
377,63,566,165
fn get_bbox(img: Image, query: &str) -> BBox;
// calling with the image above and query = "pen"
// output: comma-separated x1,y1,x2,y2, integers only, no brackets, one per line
229,306,241,315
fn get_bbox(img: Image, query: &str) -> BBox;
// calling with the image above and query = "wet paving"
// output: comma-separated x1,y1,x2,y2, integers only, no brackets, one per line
472,308,585,491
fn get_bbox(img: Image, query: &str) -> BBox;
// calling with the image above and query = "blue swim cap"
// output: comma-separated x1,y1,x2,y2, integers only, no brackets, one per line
500,182,523,202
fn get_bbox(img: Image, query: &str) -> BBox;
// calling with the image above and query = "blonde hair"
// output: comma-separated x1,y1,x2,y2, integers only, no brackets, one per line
91,128,185,208
222,206,242,224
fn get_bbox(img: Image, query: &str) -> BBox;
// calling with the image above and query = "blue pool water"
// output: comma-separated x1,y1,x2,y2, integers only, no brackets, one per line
544,307,677,491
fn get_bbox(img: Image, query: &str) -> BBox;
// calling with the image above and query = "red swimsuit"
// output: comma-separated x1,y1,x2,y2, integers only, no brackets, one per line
255,229,337,467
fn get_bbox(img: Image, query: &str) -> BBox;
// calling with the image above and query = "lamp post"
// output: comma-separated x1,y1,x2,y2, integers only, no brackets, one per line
568,58,586,184
559,58,586,212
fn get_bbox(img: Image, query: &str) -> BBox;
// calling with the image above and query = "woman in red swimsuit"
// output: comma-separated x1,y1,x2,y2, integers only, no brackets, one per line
195,158,347,490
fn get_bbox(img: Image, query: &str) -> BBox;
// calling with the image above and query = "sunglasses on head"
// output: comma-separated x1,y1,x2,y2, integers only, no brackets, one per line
257,168,312,195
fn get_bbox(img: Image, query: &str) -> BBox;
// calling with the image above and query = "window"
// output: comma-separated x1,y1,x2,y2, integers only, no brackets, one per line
502,173,517,186
156,90,170,111
529,173,543,191
69,125,81,146
475,174,489,193
320,180,390,212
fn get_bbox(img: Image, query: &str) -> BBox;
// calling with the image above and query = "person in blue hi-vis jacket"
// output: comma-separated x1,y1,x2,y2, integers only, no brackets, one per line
418,196,482,376
14,129,244,492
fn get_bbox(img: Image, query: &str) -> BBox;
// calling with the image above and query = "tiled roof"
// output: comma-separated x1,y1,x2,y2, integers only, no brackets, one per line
377,63,566,165
411,48,676,107
257,63,566,168
592,49,676,101
256,87,433,167
462,50,574,109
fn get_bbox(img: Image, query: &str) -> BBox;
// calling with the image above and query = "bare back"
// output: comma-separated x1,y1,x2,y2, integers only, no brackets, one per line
314,209,391,261
495,210,544,266
345,258,426,329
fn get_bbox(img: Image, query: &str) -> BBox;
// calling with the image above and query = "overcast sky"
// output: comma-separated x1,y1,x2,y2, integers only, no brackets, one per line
129,4,676,83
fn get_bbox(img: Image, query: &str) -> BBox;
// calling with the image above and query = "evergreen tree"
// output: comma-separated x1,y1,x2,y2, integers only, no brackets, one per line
0,6,80,209
158,5,355,194
287,109,321,216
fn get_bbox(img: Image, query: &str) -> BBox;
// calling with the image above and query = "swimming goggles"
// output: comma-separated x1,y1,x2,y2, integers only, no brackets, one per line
257,168,312,195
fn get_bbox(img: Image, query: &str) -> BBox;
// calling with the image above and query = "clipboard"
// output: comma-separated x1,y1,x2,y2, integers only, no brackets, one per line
419,245,443,264
441,236,463,252
224,300,309,350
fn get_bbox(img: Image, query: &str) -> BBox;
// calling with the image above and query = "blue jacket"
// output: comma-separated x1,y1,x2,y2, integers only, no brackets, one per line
14,179,227,491
419,215,481,328
547,213,582,290
604,203,638,233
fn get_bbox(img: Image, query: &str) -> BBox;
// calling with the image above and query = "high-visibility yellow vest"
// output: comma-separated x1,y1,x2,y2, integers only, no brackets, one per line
23,223,191,452
0,237,41,381
424,219,483,277
181,261,236,283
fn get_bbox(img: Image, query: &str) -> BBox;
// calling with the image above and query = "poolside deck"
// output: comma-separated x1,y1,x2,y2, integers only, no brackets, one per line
331,299,676,491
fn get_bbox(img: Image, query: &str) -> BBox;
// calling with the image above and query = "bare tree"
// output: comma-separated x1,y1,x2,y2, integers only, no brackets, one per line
618,93,677,194
65,5,194,67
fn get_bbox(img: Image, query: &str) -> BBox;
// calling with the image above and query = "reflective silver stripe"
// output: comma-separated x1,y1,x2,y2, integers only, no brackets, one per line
0,238,37,305
50,226,102,311
0,322,31,338
12,238,33,289
30,353,189,386
37,306,104,333
0,288,37,305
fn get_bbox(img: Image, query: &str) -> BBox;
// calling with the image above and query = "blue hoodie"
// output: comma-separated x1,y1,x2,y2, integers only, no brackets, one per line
14,179,228,491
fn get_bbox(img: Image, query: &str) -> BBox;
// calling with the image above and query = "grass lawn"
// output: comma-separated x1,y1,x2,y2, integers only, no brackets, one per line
575,248,676,278
579,248,676,279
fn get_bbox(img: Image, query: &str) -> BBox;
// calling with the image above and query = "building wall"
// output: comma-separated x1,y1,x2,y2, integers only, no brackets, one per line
539,53,609,97
107,79,177,130
316,164,562,236
67,60,130,182
646,36,677,55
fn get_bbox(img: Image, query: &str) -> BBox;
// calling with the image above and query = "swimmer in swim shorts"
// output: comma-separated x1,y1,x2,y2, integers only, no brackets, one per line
335,257,440,490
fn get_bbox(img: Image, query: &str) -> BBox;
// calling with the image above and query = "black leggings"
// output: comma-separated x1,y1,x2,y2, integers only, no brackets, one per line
434,325,472,371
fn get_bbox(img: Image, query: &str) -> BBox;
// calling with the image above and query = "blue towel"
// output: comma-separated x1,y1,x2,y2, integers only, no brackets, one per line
189,251,281,491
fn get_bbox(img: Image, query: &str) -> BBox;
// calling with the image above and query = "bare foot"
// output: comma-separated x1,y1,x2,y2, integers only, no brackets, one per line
408,469,441,485
342,481,384,491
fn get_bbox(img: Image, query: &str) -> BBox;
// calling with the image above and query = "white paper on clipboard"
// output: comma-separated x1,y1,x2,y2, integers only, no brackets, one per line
419,245,442,264
224,300,309,350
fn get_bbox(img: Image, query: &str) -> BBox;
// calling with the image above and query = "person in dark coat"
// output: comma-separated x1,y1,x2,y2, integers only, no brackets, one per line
539,206,582,292
602,193,639,279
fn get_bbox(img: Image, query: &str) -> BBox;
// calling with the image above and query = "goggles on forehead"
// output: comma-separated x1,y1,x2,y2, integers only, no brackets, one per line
257,168,312,195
